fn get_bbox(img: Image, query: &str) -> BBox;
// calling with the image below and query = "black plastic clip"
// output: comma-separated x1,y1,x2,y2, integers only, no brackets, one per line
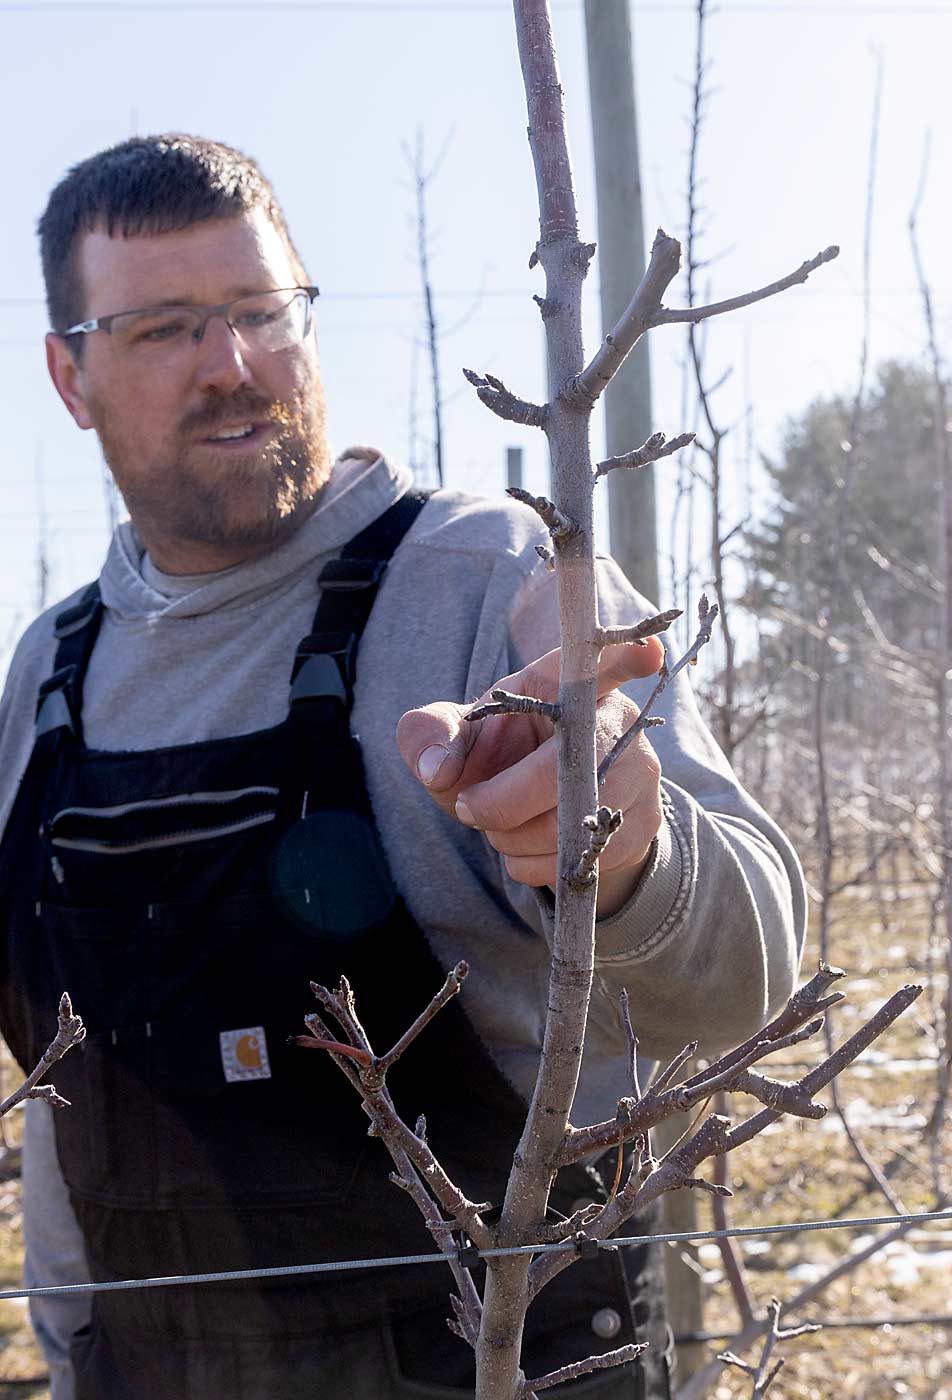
573,1232,600,1261
34,665,79,738
456,1239,481,1270
317,557,389,592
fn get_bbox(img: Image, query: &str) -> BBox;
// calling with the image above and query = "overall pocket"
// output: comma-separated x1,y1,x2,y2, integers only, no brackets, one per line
143,890,371,1210
44,787,281,907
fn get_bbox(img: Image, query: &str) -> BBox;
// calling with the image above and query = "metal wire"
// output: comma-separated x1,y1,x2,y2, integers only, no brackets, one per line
2,1208,950,1303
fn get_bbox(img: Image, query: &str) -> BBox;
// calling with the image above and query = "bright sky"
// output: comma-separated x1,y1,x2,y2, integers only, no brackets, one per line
1,0,950,675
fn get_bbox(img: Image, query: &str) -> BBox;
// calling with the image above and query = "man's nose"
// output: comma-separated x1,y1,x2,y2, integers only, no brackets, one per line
192,314,253,394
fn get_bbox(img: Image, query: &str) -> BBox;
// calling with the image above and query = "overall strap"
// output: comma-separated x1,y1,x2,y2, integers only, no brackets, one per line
34,581,104,743
290,489,431,710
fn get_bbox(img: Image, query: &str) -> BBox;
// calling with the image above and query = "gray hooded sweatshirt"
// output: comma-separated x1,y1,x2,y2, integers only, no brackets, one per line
3,452,805,1366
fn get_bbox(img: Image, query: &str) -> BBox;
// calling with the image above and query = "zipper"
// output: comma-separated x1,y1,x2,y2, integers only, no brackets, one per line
48,787,281,857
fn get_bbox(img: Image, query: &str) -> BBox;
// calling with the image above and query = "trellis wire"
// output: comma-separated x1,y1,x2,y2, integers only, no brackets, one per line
1,1208,950,1303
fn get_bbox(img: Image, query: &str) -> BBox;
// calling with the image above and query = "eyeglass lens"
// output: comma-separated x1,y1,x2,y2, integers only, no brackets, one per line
109,290,311,362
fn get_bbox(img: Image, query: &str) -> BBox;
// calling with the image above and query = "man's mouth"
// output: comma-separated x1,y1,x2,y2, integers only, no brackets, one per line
201,422,273,447
211,424,254,441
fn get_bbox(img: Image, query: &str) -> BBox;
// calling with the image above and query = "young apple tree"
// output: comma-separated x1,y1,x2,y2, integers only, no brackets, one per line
296,4,921,1396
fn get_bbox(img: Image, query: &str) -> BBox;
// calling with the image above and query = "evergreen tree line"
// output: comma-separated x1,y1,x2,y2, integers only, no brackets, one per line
729,358,947,864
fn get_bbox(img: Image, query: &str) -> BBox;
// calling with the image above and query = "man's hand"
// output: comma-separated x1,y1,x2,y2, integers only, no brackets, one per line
396,639,665,919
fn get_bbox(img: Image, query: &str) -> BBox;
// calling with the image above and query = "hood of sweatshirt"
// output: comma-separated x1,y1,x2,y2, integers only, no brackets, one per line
98,450,412,623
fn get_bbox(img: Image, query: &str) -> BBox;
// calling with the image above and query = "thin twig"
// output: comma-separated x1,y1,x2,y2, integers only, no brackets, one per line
618,990,640,1100
672,1019,826,1111
0,993,85,1117
294,1031,373,1067
519,1342,648,1395
505,486,577,543
652,245,840,327
387,1154,483,1348
567,807,623,889
598,595,718,783
463,368,548,427
711,1089,755,1325
724,984,924,1155
594,430,696,479
718,1297,821,1398
306,978,494,1249
377,962,469,1072
596,608,682,648
465,691,561,723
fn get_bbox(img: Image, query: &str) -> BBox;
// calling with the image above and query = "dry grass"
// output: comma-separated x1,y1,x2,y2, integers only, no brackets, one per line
0,1090,49,1399
687,861,952,1399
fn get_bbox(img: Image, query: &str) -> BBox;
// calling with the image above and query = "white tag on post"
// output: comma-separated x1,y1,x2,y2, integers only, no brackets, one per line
219,1026,271,1083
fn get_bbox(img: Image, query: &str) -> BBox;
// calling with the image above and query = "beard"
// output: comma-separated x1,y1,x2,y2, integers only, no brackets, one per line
97,375,332,560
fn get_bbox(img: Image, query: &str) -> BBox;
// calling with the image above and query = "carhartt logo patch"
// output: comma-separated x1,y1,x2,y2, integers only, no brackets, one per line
220,1027,271,1083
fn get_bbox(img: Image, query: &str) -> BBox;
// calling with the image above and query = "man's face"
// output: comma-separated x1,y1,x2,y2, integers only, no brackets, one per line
46,210,331,572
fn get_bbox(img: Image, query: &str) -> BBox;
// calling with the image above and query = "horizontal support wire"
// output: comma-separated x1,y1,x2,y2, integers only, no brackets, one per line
3,1209,951,1303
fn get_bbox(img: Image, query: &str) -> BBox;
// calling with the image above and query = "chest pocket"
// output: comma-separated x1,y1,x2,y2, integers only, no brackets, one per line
48,787,280,855
44,787,281,906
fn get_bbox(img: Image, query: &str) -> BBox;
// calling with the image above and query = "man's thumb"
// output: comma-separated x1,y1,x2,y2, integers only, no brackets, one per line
396,702,472,797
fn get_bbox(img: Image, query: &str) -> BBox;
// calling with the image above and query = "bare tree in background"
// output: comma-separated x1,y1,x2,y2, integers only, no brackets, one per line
909,132,952,1200
404,128,450,489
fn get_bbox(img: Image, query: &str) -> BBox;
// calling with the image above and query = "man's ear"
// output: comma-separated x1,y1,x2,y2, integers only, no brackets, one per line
46,333,94,430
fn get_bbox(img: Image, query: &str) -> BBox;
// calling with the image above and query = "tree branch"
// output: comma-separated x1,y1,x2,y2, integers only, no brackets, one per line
306,978,495,1250
520,1342,648,1395
618,989,641,1100
563,237,839,412
596,608,682,648
558,969,907,1165
463,368,548,426
594,430,696,479
598,595,718,783
506,487,578,543
561,228,682,409
653,245,840,327
388,1156,483,1348
723,983,923,1155
534,981,920,1306
0,993,85,1117
718,1297,821,1398
726,1068,827,1120
567,806,623,889
377,961,469,1072
466,691,562,723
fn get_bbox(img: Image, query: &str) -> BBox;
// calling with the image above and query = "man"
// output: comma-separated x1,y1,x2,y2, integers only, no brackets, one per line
0,135,805,1399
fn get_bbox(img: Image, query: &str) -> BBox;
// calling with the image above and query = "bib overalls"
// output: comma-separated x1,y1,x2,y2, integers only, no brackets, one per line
0,494,670,1398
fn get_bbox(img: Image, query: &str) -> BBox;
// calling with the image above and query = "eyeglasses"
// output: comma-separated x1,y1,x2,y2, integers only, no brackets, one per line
62,285,320,365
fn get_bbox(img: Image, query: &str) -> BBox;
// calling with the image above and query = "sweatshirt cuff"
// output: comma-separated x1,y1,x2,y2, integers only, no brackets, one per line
594,801,690,962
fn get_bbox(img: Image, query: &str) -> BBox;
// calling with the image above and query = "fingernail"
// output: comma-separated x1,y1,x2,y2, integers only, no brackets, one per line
455,798,478,829
417,745,448,786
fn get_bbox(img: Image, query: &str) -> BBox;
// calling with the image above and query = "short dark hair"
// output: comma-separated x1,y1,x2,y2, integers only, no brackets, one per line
39,133,308,335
